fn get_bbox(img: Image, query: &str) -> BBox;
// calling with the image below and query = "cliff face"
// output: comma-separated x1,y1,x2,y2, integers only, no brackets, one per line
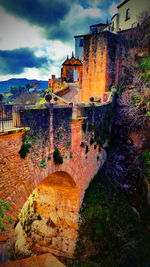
15,173,79,258
69,91,150,266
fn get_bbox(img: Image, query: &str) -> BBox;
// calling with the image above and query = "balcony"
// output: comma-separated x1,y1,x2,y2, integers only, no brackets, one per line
0,104,25,134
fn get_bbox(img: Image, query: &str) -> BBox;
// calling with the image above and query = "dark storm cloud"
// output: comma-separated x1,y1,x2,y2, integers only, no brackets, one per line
0,48,48,75
0,0,106,41
0,0,70,27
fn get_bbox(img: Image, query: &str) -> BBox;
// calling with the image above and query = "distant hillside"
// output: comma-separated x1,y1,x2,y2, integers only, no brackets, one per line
0,78,48,93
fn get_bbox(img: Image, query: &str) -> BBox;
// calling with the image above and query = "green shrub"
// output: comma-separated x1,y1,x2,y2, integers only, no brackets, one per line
90,137,94,145
88,124,94,132
19,134,36,159
36,215,42,220
0,200,12,231
66,141,71,148
85,145,89,154
19,143,31,159
80,142,85,148
40,159,47,168
53,148,63,164
82,121,87,132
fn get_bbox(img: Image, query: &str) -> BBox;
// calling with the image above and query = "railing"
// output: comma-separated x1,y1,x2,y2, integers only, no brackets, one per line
0,104,23,133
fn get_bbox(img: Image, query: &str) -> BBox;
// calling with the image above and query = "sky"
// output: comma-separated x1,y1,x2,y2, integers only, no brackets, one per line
0,0,121,81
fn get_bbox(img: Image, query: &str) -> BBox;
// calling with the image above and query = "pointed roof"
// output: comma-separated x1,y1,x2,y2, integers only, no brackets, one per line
62,55,82,66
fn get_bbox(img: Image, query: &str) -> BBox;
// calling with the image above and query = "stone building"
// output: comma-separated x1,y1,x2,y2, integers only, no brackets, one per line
111,0,150,33
74,0,149,59
61,54,82,83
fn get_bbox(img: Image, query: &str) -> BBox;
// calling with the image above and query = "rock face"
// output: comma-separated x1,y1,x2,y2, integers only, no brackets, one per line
15,172,79,258
1,253,65,267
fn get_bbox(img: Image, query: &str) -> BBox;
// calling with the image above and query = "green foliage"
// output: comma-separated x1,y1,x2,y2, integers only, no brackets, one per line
80,142,85,148
132,94,142,106
76,172,150,266
140,150,150,181
19,143,31,159
36,215,42,220
116,85,125,96
10,85,25,96
139,57,150,70
70,152,73,159
40,159,47,168
97,109,113,145
66,141,71,148
53,148,63,164
88,124,94,132
19,134,36,159
90,137,94,145
82,121,87,132
0,200,12,231
139,57,150,82
85,145,89,154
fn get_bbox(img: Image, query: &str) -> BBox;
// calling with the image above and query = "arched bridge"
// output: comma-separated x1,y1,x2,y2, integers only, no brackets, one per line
0,97,114,258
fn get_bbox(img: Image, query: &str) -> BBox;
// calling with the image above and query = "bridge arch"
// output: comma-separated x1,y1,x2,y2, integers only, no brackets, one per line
15,171,79,258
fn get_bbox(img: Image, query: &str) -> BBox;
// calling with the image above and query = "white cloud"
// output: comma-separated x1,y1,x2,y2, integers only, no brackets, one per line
0,7,44,50
108,2,118,17
59,3,105,37
0,3,105,81
0,7,73,81
86,0,105,6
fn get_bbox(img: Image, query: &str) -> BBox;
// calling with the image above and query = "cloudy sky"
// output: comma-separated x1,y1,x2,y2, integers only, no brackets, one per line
0,0,121,81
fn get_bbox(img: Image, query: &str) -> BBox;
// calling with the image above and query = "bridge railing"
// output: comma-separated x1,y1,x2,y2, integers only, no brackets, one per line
0,104,23,133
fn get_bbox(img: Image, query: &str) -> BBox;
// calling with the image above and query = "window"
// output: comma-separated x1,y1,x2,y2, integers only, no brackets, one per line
125,8,130,20
132,22,137,28
91,27,98,34
111,22,114,31
79,39,84,47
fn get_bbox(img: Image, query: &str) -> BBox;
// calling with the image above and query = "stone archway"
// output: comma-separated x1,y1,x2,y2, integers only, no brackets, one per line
15,171,79,258
61,55,82,83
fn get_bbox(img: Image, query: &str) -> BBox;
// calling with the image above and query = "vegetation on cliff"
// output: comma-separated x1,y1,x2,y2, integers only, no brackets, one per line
65,85,150,266
0,200,12,231
65,51,150,266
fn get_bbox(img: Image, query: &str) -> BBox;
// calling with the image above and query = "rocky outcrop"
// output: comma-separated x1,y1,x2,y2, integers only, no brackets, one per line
15,172,79,258
1,253,65,267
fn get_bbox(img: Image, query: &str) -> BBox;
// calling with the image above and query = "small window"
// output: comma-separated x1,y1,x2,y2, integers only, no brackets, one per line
91,27,97,34
132,22,137,28
111,22,114,31
79,39,84,47
125,8,130,20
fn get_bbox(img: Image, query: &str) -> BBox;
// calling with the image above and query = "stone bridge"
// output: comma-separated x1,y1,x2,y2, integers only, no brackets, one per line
0,96,114,258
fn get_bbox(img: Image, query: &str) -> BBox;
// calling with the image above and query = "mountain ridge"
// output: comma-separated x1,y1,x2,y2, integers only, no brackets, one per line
0,78,48,92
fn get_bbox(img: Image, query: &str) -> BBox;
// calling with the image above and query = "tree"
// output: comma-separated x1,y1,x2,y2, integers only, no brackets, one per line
14,92,40,105
0,94,3,102
10,86,25,97
25,83,31,90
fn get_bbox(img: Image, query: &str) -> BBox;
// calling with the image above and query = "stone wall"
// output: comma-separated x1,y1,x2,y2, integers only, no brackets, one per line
0,101,115,257
53,106,72,151
82,32,118,103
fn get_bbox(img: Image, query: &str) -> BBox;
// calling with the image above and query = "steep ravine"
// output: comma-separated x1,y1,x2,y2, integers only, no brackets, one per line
64,93,150,267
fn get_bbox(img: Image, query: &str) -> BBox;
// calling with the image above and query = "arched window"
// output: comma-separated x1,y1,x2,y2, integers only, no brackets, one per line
125,8,130,20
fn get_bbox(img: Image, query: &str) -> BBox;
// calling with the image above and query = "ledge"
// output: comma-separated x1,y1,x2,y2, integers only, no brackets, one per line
71,117,87,123
0,127,30,136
